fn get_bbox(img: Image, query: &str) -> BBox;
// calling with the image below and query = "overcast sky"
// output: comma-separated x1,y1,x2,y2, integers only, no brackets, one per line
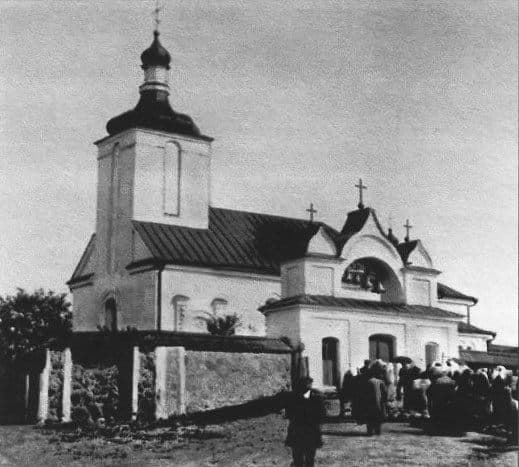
1,0,517,345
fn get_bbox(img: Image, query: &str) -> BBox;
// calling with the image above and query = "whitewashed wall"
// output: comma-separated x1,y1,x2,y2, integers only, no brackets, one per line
160,266,279,335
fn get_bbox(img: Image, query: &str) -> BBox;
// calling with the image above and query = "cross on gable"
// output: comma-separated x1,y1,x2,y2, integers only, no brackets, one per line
355,178,367,209
403,219,413,242
306,203,317,222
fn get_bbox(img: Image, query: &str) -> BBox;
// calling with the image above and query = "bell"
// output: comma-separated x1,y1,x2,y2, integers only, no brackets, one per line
371,279,381,294
352,272,361,285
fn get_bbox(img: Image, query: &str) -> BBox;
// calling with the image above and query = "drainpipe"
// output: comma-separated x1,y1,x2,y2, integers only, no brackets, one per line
467,299,478,326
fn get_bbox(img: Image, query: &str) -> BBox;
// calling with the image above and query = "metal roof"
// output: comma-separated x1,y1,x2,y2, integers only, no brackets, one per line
437,282,477,304
459,349,519,368
131,207,328,274
258,294,463,319
68,207,477,307
458,321,496,337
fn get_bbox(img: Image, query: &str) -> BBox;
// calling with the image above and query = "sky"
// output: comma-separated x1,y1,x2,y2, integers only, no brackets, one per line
0,0,517,345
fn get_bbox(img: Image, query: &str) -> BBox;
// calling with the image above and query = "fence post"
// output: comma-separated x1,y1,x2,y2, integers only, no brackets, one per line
61,347,72,423
37,349,51,424
155,346,186,420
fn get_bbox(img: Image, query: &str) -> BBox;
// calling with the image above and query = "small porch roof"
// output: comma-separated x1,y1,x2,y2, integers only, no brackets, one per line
259,294,463,320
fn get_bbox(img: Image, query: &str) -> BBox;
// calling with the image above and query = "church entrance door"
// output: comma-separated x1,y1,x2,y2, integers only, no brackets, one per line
322,337,340,387
369,334,395,363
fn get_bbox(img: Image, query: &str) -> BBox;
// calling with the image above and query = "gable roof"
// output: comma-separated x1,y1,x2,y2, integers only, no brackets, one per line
67,234,96,285
437,282,477,304
67,207,476,306
457,322,496,337
258,294,463,319
130,207,336,275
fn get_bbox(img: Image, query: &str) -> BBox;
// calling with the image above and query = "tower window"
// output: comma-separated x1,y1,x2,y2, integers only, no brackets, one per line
163,141,180,216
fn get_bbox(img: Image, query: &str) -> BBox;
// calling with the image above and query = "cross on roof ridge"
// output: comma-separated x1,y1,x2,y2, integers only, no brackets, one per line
404,219,413,242
355,178,367,209
306,203,317,222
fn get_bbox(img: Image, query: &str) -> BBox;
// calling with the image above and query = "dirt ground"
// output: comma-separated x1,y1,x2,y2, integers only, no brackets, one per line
0,415,517,466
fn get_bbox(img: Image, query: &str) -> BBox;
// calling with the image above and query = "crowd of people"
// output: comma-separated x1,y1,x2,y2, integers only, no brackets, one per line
340,359,518,442
283,361,517,466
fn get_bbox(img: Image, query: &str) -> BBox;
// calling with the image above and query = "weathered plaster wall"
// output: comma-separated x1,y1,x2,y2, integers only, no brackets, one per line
72,270,157,331
184,351,291,413
160,267,279,335
294,307,459,387
458,334,490,351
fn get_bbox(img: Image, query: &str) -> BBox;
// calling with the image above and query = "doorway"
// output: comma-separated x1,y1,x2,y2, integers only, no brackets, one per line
322,337,340,387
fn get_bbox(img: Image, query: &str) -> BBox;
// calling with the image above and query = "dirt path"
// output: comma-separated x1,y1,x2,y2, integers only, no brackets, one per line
0,416,517,466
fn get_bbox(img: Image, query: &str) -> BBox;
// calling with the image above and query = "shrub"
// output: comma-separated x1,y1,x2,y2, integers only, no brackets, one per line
198,311,241,336
0,288,72,367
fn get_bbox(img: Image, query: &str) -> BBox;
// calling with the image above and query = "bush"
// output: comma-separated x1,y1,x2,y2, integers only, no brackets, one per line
198,311,241,336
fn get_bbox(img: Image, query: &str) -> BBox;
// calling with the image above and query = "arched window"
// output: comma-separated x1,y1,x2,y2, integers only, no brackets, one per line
211,298,228,315
163,141,180,216
369,334,395,362
172,295,189,331
322,337,340,387
104,298,117,332
425,342,439,367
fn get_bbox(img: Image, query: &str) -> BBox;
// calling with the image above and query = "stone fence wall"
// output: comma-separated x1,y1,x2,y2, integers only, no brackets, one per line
38,331,298,423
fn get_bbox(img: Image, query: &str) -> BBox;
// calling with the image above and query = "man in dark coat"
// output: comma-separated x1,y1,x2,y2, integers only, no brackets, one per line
363,362,388,435
339,370,354,417
352,360,371,423
285,376,326,467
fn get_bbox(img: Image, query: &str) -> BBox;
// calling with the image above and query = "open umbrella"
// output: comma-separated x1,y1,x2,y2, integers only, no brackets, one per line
391,356,412,365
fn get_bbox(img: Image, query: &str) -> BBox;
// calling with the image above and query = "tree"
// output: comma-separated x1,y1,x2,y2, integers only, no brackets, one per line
198,311,241,337
0,288,72,365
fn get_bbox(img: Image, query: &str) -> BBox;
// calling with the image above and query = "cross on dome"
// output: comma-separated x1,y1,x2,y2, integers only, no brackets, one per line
153,0,162,32
355,179,367,209
306,203,317,222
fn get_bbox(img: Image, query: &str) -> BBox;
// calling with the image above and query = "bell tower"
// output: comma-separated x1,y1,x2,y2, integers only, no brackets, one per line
94,27,213,276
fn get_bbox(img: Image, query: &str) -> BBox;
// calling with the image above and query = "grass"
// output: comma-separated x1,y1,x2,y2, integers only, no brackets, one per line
0,415,517,466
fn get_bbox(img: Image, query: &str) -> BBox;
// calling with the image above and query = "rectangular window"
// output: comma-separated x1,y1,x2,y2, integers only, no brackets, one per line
163,142,180,216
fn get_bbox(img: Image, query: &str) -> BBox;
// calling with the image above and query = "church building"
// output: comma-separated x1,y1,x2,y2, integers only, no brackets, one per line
68,29,500,389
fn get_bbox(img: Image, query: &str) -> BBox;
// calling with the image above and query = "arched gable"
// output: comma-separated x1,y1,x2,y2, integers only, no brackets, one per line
340,212,403,273
307,226,337,256
406,240,433,268
342,234,403,275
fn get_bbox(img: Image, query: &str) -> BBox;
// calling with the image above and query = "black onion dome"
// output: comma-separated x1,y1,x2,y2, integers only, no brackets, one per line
106,90,212,140
141,31,171,69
